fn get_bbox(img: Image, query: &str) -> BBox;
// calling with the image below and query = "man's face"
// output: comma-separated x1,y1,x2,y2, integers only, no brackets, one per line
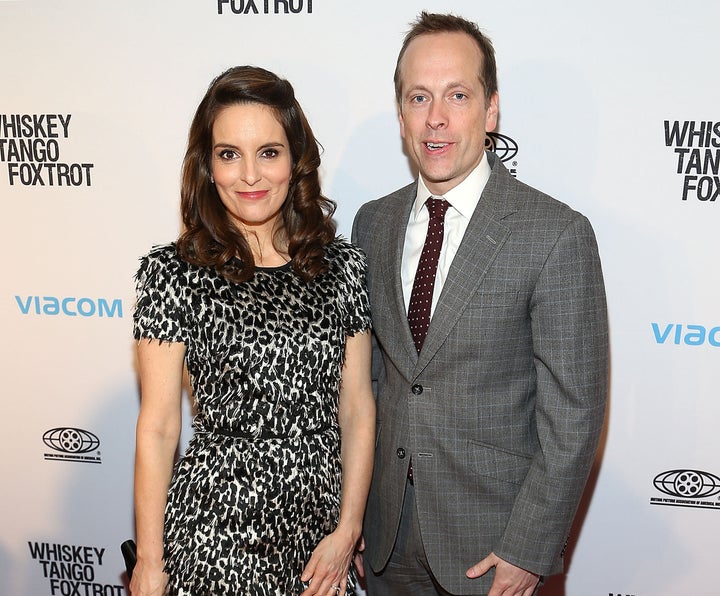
397,32,499,196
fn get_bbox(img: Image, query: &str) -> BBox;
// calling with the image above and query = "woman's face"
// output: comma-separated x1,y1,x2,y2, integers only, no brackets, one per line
210,103,292,237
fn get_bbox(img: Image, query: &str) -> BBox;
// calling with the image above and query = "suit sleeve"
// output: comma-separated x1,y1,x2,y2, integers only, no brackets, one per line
352,206,384,398
494,213,609,575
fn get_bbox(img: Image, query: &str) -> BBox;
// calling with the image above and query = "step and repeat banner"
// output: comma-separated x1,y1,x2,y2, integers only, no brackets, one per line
1,1,718,594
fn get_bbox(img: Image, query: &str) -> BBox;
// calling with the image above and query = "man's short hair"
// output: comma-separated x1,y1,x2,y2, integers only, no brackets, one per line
394,11,498,106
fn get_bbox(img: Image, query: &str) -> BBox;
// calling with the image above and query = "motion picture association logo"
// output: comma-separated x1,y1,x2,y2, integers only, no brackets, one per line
650,468,720,510
43,427,101,464
486,132,519,177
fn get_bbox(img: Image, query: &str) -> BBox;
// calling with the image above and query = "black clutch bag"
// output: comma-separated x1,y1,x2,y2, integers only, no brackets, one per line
120,539,137,580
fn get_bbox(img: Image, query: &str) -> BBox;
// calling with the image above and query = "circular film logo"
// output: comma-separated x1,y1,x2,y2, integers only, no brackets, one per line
43,427,99,454
486,132,518,162
653,469,720,499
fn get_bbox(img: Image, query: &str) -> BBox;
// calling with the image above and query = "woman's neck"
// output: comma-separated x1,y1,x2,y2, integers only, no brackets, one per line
241,225,289,268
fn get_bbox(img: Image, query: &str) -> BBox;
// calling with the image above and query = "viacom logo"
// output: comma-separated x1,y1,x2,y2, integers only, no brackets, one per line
217,0,313,14
43,428,101,464
486,132,519,177
650,469,720,510
15,295,123,318
652,322,720,347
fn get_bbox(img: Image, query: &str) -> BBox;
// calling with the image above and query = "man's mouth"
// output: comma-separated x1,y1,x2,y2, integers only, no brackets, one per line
425,142,449,151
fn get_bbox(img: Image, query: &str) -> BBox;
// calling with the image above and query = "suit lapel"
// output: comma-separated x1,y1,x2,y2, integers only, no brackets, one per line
415,156,517,373
375,184,419,365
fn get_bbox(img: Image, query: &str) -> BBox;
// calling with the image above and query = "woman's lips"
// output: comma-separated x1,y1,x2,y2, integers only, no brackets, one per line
236,190,269,200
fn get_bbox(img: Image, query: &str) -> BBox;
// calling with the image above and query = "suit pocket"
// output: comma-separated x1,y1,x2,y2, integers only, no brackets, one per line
467,439,532,486
464,289,521,310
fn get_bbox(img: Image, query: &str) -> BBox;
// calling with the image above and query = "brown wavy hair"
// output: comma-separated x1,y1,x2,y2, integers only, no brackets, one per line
176,65,336,283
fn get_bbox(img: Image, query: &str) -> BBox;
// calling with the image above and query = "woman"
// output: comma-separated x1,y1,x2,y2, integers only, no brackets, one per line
131,66,375,595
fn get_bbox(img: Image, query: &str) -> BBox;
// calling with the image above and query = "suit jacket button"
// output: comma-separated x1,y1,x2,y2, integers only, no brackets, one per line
396,447,406,459
411,384,423,395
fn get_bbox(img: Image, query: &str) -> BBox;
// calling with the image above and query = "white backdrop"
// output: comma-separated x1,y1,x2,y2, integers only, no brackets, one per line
2,1,719,594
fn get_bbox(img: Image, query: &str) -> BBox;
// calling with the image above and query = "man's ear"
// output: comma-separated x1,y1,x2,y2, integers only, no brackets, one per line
485,92,499,133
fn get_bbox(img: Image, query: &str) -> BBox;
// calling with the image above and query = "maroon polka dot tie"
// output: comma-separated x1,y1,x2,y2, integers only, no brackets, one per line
407,198,450,352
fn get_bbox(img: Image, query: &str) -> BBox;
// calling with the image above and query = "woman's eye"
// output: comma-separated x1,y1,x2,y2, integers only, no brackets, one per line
218,149,237,160
261,149,279,159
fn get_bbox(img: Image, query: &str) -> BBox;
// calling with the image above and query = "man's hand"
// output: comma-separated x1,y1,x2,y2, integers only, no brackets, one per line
353,536,366,579
466,552,540,596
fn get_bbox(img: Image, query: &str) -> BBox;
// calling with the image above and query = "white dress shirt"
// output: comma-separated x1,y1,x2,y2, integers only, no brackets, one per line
401,153,492,315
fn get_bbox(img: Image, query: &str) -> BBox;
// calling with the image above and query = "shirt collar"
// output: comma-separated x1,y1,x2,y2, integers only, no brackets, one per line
412,151,492,220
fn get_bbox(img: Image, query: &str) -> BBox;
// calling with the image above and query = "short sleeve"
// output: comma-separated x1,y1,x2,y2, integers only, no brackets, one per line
333,239,372,336
133,244,188,344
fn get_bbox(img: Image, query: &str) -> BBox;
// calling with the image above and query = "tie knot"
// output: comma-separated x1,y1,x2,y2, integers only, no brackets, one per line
426,197,449,220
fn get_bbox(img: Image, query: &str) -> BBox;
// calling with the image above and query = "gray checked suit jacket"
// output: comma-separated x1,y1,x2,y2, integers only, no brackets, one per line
351,153,609,594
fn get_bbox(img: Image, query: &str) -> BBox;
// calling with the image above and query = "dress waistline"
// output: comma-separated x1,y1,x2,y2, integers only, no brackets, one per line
203,422,334,441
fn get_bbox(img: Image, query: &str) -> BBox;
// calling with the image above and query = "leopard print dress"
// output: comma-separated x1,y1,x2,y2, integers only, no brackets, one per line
133,238,371,595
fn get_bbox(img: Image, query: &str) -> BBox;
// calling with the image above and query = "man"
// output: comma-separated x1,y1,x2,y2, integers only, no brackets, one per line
352,12,608,596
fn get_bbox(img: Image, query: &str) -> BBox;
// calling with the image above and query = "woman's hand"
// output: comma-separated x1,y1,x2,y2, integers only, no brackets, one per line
300,331,374,595
300,527,357,595
129,558,168,595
